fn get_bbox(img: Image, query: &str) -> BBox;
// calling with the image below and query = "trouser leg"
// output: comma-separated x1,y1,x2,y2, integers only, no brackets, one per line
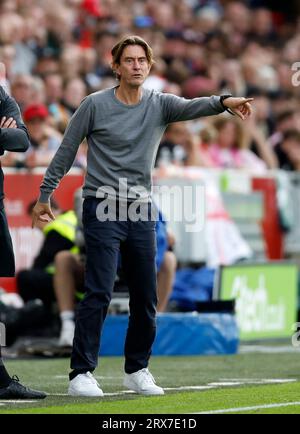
121,218,157,374
70,198,126,373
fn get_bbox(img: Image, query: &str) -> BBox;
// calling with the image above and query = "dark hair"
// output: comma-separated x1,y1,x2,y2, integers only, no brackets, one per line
282,129,300,143
276,110,294,125
111,35,154,79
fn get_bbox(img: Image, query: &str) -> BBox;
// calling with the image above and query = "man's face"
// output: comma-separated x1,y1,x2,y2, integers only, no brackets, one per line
114,45,151,87
282,138,300,165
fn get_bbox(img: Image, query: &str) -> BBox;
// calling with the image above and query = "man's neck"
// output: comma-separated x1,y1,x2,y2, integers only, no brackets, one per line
115,84,143,105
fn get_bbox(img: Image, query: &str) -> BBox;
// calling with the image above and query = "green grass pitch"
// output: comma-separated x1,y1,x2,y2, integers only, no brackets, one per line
1,348,300,414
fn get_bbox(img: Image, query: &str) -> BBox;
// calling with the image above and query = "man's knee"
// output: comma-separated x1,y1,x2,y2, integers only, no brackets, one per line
55,250,78,269
161,251,177,273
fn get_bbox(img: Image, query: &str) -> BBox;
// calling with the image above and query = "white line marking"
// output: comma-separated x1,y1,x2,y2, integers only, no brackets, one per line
164,386,214,391
218,379,296,385
195,402,300,414
0,400,38,404
239,345,300,354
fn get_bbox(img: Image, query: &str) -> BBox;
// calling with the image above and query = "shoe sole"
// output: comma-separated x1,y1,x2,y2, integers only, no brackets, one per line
123,384,164,396
68,388,104,397
68,391,104,398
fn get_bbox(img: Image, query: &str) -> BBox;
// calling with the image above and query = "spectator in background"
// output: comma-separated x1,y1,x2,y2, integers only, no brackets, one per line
61,77,87,118
155,210,177,313
275,130,300,172
23,103,62,168
17,200,78,311
201,116,273,172
268,110,299,149
155,122,187,167
44,73,70,133
10,74,34,111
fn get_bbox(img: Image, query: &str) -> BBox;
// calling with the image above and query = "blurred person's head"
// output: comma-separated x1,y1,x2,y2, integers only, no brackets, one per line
173,0,194,28
213,116,248,150
249,94,271,122
196,7,221,34
282,37,300,64
11,74,34,109
23,103,49,142
164,122,189,146
199,125,218,147
163,82,182,96
150,3,176,30
63,77,87,111
80,48,97,75
111,35,154,84
281,130,300,170
30,76,46,105
242,45,278,91
162,32,187,60
44,73,63,104
276,110,298,133
0,0,17,14
224,2,251,35
251,8,273,37
60,45,82,80
34,56,60,77
45,5,76,43
0,12,25,44
222,59,244,85
0,44,15,77
277,62,295,93
94,30,119,63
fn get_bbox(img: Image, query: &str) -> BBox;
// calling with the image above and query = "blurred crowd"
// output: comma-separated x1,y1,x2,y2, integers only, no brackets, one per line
0,0,300,172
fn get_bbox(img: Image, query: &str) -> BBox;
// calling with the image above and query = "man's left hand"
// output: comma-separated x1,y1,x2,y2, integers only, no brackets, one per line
222,97,254,120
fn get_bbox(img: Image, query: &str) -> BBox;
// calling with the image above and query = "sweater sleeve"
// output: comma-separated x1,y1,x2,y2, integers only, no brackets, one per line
161,93,225,124
0,92,30,155
39,96,94,203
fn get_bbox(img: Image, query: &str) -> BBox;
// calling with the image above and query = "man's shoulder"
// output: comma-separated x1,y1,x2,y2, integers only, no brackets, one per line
87,87,114,102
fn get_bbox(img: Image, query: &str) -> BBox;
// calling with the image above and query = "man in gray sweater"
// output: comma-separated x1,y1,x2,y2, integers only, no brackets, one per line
32,35,253,397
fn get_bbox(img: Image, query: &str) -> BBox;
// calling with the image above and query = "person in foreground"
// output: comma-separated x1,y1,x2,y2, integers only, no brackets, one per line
0,64,46,399
32,36,253,397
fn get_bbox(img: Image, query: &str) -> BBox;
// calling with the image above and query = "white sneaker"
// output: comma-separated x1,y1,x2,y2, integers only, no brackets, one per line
123,368,164,396
58,321,75,347
68,372,104,397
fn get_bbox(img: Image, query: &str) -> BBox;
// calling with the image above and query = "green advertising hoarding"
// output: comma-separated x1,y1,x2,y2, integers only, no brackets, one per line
216,263,298,340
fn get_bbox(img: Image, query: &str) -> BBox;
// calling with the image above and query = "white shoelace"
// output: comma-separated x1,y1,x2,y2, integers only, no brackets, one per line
138,369,156,387
86,372,100,387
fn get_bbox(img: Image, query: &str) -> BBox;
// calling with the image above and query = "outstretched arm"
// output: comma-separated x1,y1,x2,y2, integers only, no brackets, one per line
162,93,254,124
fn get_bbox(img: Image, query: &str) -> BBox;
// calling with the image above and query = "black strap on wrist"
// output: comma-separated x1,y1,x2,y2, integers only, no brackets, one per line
220,95,235,116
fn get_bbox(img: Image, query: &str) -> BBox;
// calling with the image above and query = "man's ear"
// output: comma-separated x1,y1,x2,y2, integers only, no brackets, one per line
111,62,120,79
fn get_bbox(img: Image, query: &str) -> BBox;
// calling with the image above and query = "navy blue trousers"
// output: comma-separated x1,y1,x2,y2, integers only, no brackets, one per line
71,198,157,374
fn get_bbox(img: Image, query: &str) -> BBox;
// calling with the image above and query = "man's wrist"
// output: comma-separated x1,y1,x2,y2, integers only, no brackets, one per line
39,191,51,204
219,95,235,116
